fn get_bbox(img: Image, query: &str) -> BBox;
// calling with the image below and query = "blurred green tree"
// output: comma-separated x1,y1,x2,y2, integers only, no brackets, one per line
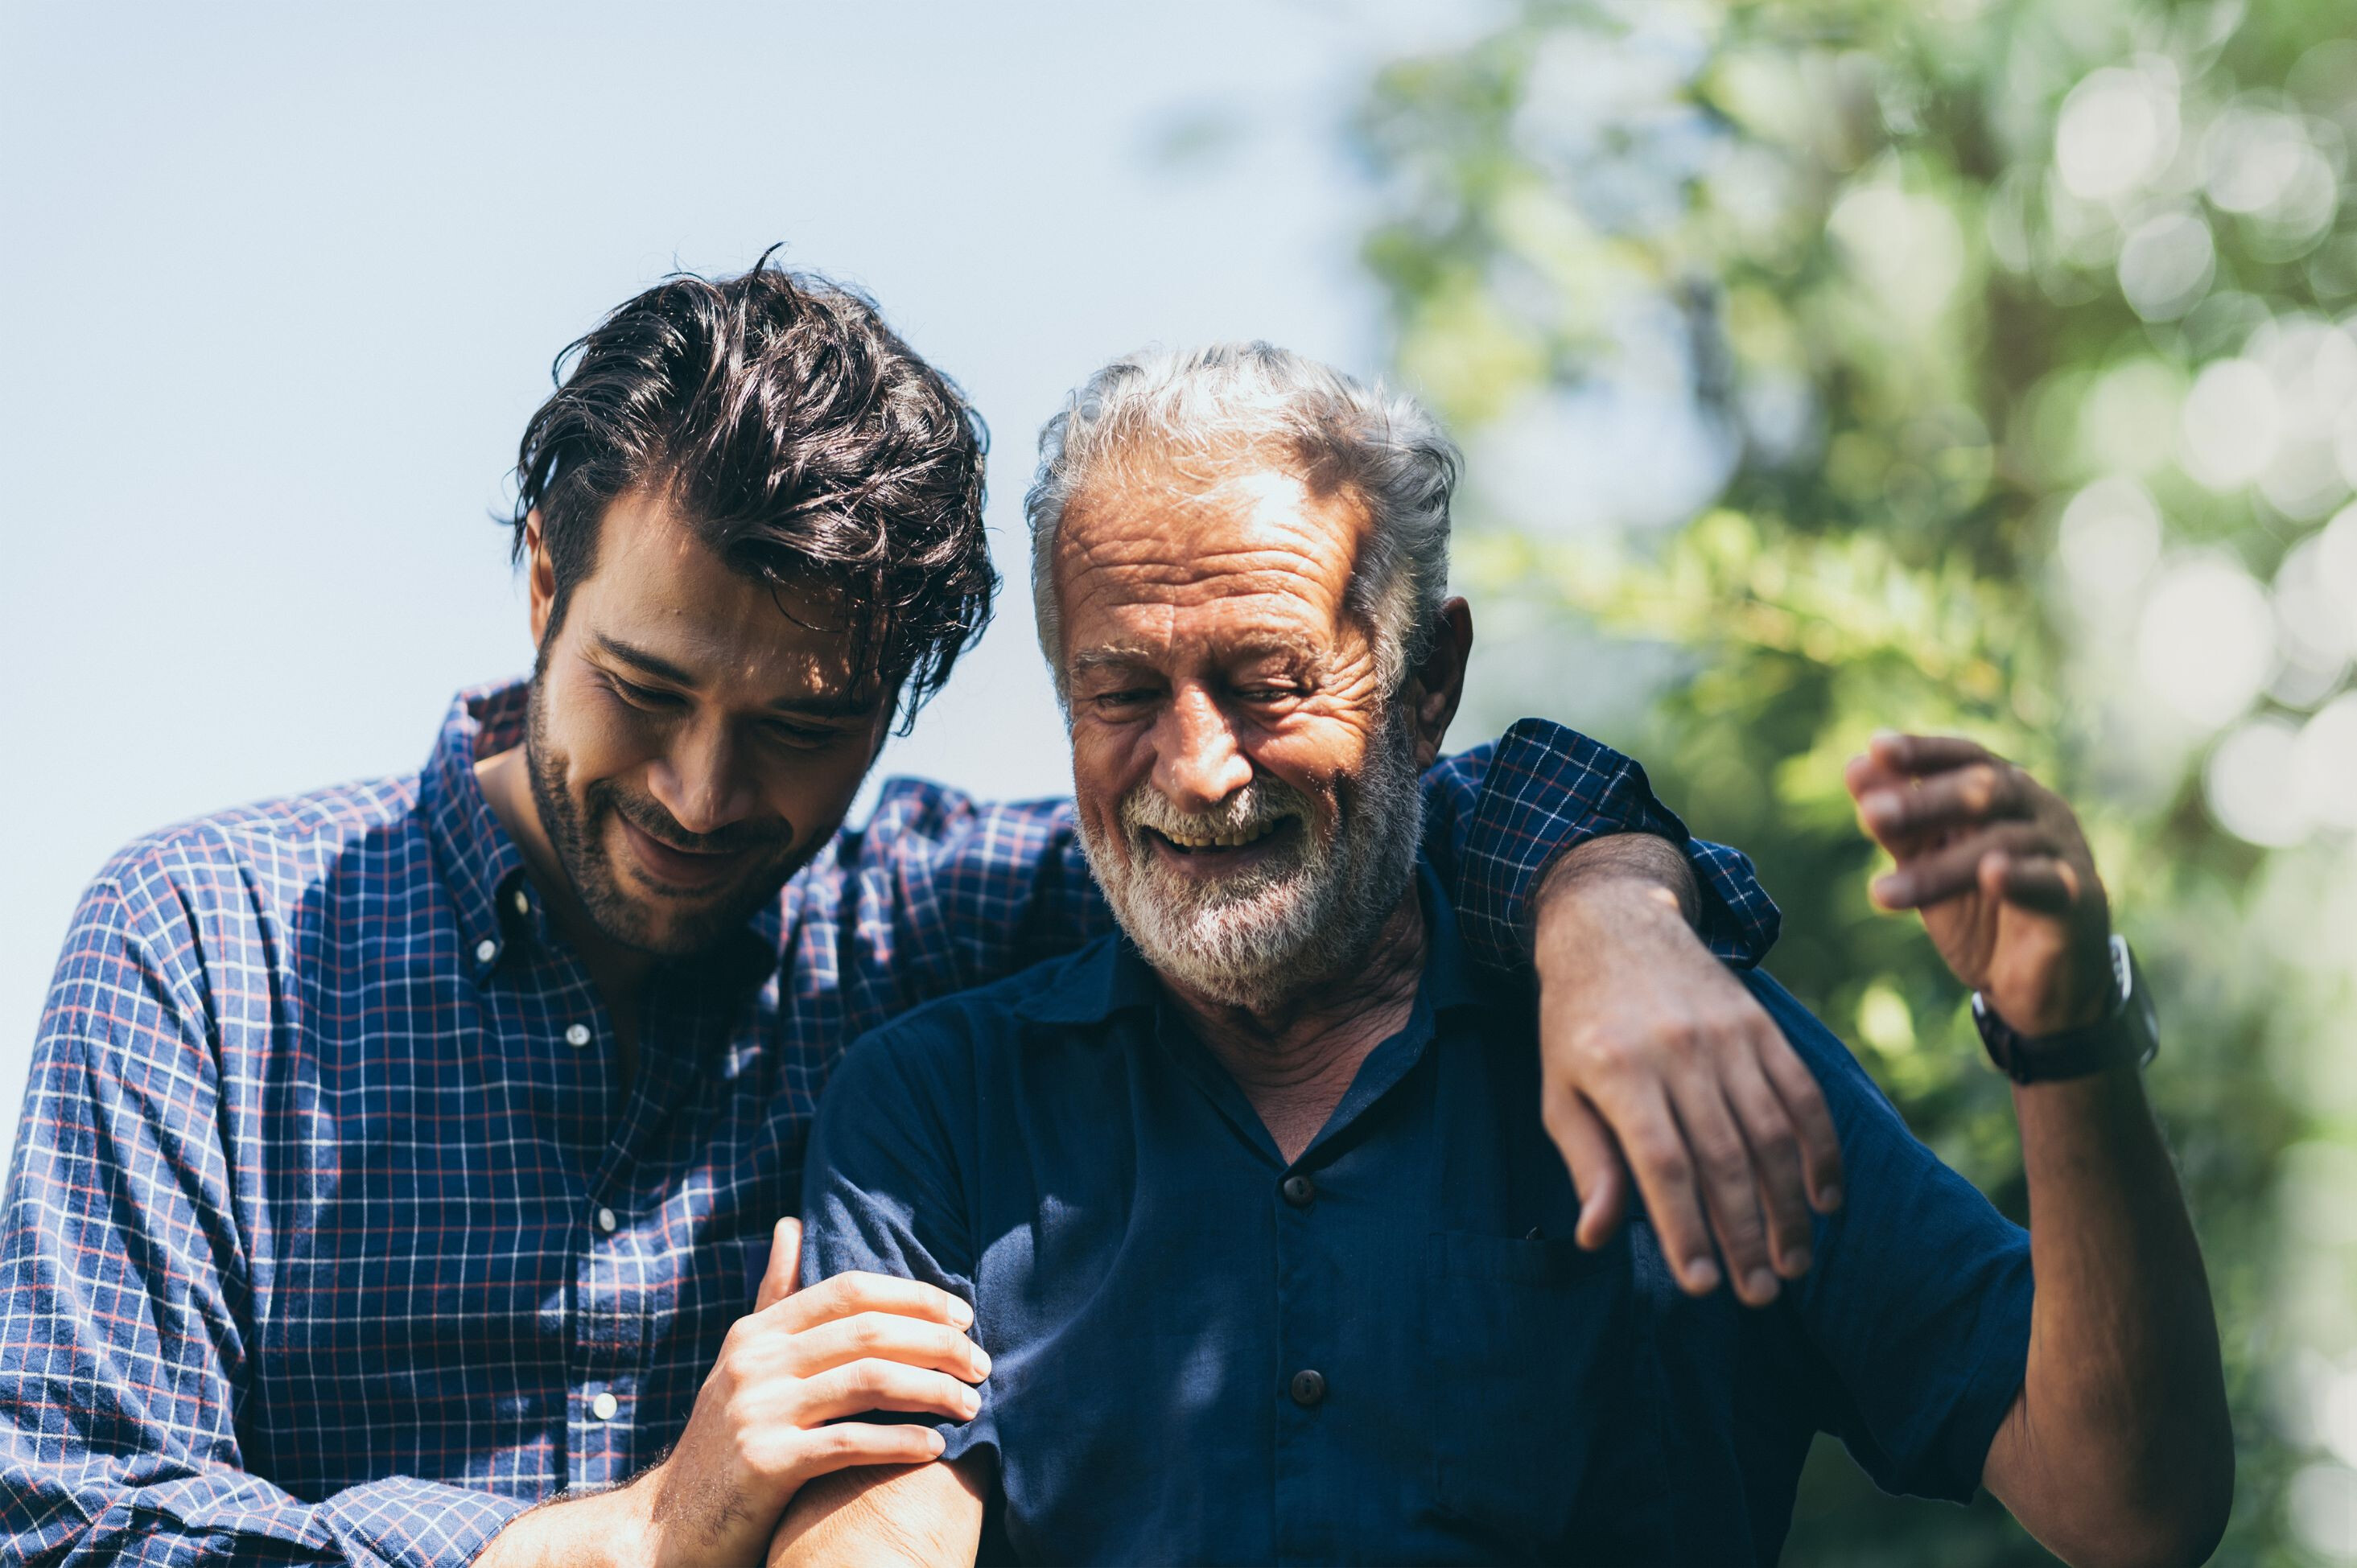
1355,1,2357,1561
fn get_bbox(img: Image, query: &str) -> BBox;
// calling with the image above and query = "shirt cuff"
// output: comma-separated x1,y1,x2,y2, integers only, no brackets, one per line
1456,718,1781,972
315,1475,534,1567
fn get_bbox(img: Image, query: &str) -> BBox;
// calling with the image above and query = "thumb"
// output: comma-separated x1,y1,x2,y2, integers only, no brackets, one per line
756,1216,801,1311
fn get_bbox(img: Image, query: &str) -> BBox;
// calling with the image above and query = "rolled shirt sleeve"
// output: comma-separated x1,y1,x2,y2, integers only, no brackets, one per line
1429,719,1782,973
0,871,527,1568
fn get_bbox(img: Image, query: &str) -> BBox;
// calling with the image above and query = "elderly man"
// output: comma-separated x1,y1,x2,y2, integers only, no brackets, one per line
774,344,2232,1566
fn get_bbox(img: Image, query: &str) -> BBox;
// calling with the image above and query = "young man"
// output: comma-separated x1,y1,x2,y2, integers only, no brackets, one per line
0,265,1837,1568
777,344,2231,1566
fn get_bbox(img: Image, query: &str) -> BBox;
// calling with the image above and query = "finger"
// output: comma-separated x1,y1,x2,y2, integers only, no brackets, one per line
1867,731,1999,778
1665,1077,1781,1307
1854,763,2032,850
789,1311,991,1384
777,1271,975,1335
1984,850,2080,916
789,1427,947,1480
1718,1055,1815,1280
1754,1026,1844,1216
1602,1084,1721,1296
1872,822,2051,910
756,1216,801,1312
1542,1088,1630,1250
797,1358,986,1426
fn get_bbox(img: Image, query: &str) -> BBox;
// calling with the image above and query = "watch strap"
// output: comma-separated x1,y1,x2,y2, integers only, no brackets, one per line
1972,935,2154,1085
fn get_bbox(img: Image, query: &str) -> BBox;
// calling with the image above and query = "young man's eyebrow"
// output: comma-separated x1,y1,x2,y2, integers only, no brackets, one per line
595,636,877,718
765,690,883,719
593,636,699,687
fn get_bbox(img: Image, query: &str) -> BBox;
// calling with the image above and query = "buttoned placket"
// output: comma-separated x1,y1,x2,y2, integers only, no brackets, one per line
484,872,655,1492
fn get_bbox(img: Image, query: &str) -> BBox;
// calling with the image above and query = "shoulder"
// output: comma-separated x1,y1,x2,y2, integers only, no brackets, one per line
835,936,1122,1080
1731,969,1900,1121
834,778,1074,856
87,776,423,928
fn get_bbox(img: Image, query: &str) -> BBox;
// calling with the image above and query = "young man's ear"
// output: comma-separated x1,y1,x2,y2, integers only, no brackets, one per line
1406,598,1475,769
525,509,558,648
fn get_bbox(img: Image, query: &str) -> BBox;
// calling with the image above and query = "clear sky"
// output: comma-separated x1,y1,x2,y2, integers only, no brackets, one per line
0,1,1510,1154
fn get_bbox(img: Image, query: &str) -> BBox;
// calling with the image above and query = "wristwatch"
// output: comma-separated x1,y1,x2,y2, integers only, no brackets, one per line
1971,934,2157,1085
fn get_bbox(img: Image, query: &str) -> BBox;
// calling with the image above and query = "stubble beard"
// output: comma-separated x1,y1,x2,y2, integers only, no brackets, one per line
1076,706,1427,1010
521,673,807,959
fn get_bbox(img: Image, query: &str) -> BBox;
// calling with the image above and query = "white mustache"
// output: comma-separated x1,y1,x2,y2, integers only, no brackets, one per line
1121,779,1308,854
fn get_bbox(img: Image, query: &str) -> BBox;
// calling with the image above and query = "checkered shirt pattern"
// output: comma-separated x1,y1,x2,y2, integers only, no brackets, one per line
0,681,1774,1566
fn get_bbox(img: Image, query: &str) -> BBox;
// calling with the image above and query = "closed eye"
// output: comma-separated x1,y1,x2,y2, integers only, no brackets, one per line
610,675,686,711
760,718,840,748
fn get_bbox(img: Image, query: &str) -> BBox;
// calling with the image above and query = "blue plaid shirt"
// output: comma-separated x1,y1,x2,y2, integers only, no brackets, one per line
0,681,1775,1566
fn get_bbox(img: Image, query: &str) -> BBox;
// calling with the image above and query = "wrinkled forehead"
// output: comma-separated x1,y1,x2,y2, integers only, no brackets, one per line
1053,463,1372,637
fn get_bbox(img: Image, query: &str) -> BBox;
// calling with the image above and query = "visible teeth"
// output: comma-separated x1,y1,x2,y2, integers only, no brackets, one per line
1163,821,1280,850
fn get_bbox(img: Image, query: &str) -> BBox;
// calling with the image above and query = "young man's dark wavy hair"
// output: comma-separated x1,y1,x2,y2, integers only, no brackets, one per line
509,251,995,730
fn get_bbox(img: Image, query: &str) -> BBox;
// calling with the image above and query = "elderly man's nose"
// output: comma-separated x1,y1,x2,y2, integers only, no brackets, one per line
1152,693,1253,810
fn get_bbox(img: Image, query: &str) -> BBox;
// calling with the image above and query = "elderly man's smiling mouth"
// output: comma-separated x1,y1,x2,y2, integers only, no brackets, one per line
1140,816,1303,875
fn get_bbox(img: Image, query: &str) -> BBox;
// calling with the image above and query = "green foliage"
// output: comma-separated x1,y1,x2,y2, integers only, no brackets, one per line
1358,1,2357,1559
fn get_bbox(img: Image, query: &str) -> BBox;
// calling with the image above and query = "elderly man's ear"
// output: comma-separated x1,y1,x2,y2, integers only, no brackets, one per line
1406,598,1476,768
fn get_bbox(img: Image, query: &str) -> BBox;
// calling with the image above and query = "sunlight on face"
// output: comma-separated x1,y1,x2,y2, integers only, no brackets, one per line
1055,463,1424,1006
525,491,893,956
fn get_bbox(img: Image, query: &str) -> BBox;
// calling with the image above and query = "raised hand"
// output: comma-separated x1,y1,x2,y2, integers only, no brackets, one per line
1844,732,2114,1037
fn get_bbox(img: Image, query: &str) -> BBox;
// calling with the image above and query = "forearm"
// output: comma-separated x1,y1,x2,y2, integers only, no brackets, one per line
770,1459,986,1568
1536,832,1700,936
476,1483,649,1568
1996,1068,2230,1566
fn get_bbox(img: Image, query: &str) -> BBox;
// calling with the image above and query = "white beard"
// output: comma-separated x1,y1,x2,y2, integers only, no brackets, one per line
1075,708,1427,1008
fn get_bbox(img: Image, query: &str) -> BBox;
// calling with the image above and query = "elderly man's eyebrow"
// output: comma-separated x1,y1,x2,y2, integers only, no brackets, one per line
1069,636,1331,677
1070,645,1160,677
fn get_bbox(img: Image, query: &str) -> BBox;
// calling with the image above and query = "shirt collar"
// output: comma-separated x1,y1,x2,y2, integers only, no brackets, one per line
1015,855,1483,1029
418,681,534,980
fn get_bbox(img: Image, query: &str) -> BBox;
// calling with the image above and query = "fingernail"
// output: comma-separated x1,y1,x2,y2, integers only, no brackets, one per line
1871,875,1903,906
949,1297,974,1327
1745,1270,1780,1303
1683,1258,1720,1294
1782,1247,1812,1277
928,1430,946,1455
962,1389,983,1416
1819,1184,1844,1212
1862,792,1898,828
973,1348,993,1378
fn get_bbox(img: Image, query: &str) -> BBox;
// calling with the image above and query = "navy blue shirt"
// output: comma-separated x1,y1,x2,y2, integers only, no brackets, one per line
801,867,2034,1566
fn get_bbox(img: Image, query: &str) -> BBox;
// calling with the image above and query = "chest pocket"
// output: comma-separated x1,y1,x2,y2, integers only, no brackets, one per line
1425,1228,1672,1564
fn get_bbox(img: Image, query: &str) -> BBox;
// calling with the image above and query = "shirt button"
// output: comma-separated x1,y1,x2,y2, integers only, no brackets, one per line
566,1023,592,1048
591,1391,619,1421
511,888,530,917
474,939,499,964
595,1206,618,1234
1289,1369,1326,1407
1280,1175,1317,1208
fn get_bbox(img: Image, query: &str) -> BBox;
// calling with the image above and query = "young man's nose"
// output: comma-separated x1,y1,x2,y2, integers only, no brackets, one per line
1150,689,1254,812
648,723,759,838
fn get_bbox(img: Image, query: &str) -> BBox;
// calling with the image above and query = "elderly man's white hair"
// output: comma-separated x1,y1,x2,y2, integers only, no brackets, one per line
1024,342,1461,708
